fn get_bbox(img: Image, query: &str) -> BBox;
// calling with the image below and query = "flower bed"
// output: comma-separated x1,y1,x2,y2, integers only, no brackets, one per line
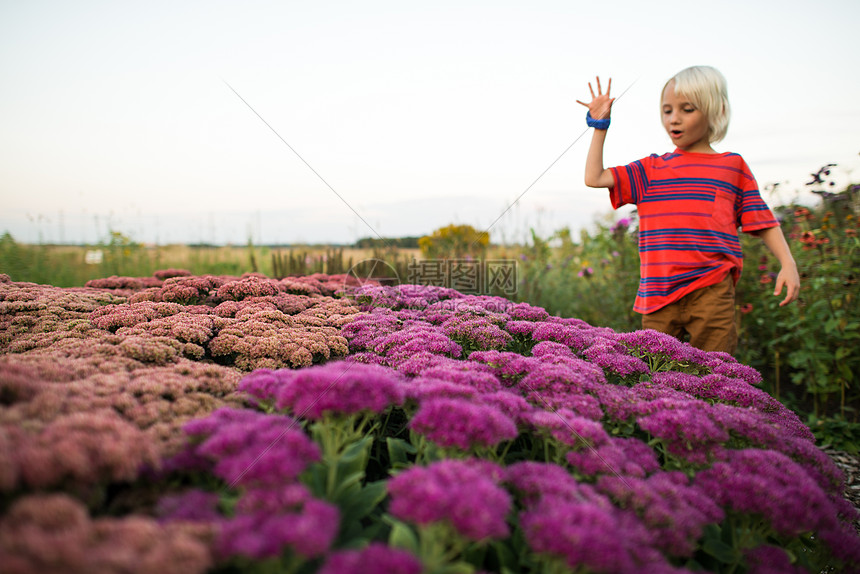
1,273,858,573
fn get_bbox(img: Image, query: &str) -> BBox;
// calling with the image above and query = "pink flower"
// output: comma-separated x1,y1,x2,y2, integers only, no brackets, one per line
240,362,407,419
409,397,518,450
216,498,339,560
180,407,320,486
318,543,422,574
388,459,511,541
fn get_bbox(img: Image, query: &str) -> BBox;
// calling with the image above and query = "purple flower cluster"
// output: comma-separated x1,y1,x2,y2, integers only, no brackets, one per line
319,543,422,574
371,323,463,364
507,302,550,321
582,338,651,378
217,495,338,560
352,283,464,311
506,461,672,573
744,545,810,574
516,361,605,416
339,281,860,568
695,449,852,540
439,314,513,351
178,407,320,486
530,321,597,352
524,408,609,450
388,459,511,541
649,372,812,441
238,362,406,419
615,329,707,364
596,472,724,557
467,350,541,384
419,359,501,392
163,407,340,561
409,397,518,450
637,402,731,464
566,436,660,478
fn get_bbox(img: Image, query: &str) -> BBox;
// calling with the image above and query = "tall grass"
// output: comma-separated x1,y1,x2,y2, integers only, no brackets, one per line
0,231,421,288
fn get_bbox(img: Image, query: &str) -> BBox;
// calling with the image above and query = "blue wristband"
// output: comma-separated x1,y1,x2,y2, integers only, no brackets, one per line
586,111,610,130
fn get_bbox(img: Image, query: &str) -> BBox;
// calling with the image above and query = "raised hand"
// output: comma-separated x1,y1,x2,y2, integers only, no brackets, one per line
576,76,615,120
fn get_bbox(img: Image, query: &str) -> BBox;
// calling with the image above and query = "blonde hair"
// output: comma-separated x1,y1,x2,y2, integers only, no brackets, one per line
663,66,731,143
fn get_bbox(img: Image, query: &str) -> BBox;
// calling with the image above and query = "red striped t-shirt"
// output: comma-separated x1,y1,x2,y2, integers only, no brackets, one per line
609,149,778,314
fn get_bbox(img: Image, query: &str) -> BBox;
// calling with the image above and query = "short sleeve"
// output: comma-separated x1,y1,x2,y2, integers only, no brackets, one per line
609,158,650,209
737,159,779,233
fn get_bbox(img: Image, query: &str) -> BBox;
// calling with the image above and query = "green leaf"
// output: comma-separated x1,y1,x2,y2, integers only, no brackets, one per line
332,470,365,501
388,520,418,554
491,541,519,572
702,536,740,564
339,480,388,524
304,464,327,498
386,437,417,468
436,563,476,574
339,436,373,469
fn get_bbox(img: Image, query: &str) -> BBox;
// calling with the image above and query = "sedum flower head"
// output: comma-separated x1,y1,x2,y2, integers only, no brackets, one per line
180,407,320,487
409,397,518,450
388,459,511,541
240,361,406,419
318,543,422,574
216,497,339,560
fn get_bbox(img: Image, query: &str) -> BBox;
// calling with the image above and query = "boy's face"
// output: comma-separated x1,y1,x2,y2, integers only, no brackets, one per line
661,82,713,153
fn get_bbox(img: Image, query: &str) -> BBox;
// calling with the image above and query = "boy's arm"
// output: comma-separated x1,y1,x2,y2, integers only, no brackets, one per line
576,77,616,189
756,226,800,306
583,128,615,188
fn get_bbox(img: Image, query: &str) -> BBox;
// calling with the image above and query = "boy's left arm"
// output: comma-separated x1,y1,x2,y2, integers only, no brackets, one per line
755,226,801,306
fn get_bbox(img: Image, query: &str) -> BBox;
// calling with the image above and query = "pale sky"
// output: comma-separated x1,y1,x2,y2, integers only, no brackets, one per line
1,0,858,246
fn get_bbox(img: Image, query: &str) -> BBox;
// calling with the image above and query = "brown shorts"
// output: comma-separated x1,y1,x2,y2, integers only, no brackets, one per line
641,274,737,354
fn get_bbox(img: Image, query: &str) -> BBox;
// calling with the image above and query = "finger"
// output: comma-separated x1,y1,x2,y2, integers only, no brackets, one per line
788,282,800,304
773,277,787,306
607,77,612,96
773,277,783,298
776,278,797,306
588,82,595,99
596,76,602,95
575,100,590,108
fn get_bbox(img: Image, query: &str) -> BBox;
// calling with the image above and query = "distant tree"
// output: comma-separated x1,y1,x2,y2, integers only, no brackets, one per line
354,236,421,249
418,224,489,259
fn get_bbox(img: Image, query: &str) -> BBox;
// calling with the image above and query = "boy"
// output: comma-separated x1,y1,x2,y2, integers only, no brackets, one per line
576,66,800,354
